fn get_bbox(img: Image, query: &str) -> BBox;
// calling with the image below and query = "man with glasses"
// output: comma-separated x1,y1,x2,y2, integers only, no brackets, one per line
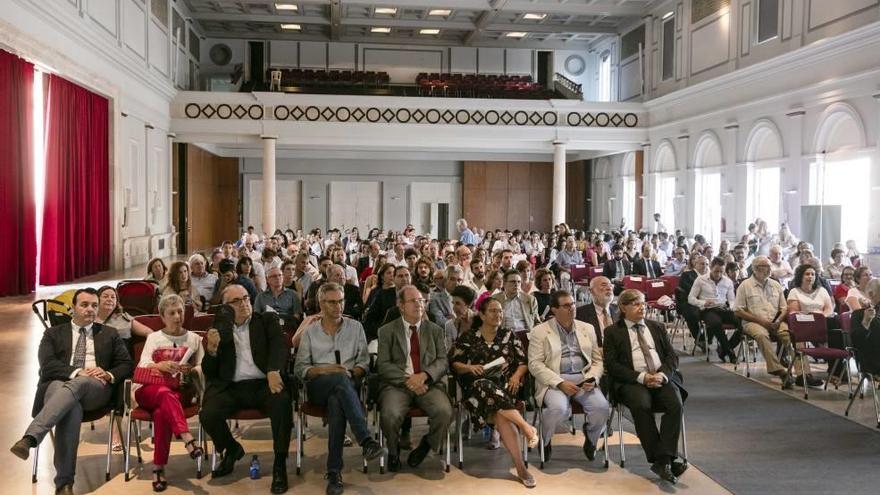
529,291,609,462
492,270,540,334
734,256,801,388
665,248,688,276
201,284,292,493
254,266,302,326
428,265,463,327
603,289,687,484
294,283,386,495
376,285,452,473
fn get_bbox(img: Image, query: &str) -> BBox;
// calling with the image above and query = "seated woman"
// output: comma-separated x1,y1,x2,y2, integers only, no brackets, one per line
533,268,555,320
834,266,856,310
474,270,503,310
824,248,847,280
450,298,538,488
146,258,167,284
846,266,873,311
133,294,204,492
363,259,393,307
787,263,840,384
444,285,476,353
161,261,201,310
516,260,536,294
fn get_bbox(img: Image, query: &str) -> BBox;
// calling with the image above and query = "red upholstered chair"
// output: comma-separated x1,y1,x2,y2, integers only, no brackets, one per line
623,275,648,293
786,312,853,399
117,280,159,316
187,314,215,332
587,266,604,280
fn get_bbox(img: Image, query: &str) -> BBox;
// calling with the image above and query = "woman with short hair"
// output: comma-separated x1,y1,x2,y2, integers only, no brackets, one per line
146,258,167,284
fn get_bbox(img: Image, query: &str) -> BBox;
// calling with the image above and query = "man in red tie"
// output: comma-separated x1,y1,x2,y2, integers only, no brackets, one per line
376,285,453,473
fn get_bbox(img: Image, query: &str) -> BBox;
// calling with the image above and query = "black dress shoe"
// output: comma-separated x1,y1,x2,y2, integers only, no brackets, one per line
362,438,387,461
399,432,413,450
271,455,289,494
55,484,74,495
211,442,244,479
543,441,552,462
650,462,678,484
581,424,596,461
728,352,739,365
407,437,431,468
671,460,689,477
387,454,401,472
325,472,343,495
10,435,36,461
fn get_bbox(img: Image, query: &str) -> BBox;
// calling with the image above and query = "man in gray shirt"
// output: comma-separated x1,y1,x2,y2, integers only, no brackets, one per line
255,267,302,325
294,282,386,495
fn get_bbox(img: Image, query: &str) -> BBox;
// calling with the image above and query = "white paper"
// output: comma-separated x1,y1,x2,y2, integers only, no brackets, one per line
483,356,506,370
794,313,815,322
178,346,195,364
651,282,664,288
630,276,643,281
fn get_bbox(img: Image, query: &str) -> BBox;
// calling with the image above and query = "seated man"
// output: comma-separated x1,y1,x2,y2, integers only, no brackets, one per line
254,266,302,326
576,276,619,349
201,284,292,493
212,258,258,304
734,256,818,389
190,253,219,303
428,265,463,327
529,291,609,462
294,283,387,495
633,243,663,279
11,288,132,495
376,285,453,472
852,278,880,375
555,235,584,279
664,247,688,276
688,257,742,364
603,289,688,484
602,244,633,295
492,270,540,334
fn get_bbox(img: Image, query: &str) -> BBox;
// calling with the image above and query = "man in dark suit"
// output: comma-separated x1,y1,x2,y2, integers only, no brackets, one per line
11,288,132,495
576,276,620,348
852,279,880,375
201,284,291,493
363,265,411,341
632,244,663,279
602,244,632,295
603,289,688,484
376,285,453,472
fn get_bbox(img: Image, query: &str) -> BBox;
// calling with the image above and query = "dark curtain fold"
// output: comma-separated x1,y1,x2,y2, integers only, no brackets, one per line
39,74,110,285
0,50,37,296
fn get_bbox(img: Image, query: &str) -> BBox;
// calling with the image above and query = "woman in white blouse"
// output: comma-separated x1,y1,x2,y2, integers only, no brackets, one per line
787,264,834,317
134,294,204,492
845,266,873,311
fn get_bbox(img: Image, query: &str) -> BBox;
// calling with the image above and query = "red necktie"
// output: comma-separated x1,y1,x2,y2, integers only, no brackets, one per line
409,325,421,374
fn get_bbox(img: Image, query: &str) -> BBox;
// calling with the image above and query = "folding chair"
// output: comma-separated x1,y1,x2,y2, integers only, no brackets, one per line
295,379,370,474
378,406,451,472
623,276,648,293
31,407,117,483
844,347,880,428
607,389,688,469
117,280,160,316
187,314,215,332
31,299,72,330
786,312,853,400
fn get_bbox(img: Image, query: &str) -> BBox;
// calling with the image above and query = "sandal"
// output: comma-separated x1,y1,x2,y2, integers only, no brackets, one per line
112,441,123,452
184,439,203,460
152,468,167,492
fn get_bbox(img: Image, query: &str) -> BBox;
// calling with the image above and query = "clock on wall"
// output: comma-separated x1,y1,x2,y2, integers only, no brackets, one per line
564,54,586,76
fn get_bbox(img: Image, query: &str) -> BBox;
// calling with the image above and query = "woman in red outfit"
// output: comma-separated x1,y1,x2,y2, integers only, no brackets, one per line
133,294,204,491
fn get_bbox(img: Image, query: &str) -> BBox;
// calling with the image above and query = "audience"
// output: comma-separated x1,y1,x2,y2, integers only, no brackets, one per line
846,266,873,311
492,270,540,334
189,253,218,303
852,279,880,377
687,257,742,364
254,266,303,326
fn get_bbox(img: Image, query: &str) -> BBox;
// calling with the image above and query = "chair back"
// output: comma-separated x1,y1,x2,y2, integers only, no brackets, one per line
131,339,147,364
660,274,680,294
133,314,165,332
623,275,647,292
117,280,159,316
570,264,589,282
182,302,196,329
645,280,667,302
31,299,72,330
587,266,604,279
188,314,215,332
839,311,852,333
786,312,828,345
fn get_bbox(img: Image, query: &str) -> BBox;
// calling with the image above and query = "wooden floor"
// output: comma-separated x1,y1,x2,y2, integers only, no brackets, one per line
7,261,875,494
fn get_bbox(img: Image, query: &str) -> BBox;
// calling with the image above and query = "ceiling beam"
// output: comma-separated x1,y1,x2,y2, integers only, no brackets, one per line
484,22,616,34
501,0,644,17
465,0,509,45
339,18,476,30
192,13,330,24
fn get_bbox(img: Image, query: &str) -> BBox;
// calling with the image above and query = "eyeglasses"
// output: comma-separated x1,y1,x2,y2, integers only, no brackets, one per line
226,295,250,306
557,302,576,310
621,301,646,307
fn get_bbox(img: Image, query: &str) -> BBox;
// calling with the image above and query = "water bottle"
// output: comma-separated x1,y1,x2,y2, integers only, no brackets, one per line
249,455,261,480
481,425,492,442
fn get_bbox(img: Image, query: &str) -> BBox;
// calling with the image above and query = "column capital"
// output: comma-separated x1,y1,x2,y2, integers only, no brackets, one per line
166,132,176,138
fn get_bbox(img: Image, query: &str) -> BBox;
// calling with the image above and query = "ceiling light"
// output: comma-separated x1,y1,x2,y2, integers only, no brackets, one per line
375,7,397,15
662,11,674,20
523,13,547,20
371,27,391,33
428,9,452,16
506,32,527,38
420,28,440,35
275,3,298,10
280,23,301,30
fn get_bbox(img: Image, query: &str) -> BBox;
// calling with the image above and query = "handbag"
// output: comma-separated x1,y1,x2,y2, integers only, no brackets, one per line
133,366,180,389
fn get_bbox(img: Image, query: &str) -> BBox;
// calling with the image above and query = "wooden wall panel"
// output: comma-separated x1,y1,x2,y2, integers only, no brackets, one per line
463,160,553,232
529,188,552,232
485,162,509,189
186,145,240,253
566,160,587,230
484,189,511,230
507,162,531,188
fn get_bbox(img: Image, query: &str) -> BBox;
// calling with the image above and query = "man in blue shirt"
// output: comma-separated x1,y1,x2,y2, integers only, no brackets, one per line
456,218,477,246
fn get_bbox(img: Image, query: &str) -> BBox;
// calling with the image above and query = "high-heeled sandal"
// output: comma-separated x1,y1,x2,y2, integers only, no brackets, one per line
152,468,167,492
184,439,203,460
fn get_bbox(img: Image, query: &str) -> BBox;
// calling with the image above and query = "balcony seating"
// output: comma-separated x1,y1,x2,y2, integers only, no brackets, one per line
269,68,390,88
415,73,554,99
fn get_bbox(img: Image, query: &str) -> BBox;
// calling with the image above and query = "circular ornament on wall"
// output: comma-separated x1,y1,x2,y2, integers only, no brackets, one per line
564,54,586,76
209,43,233,66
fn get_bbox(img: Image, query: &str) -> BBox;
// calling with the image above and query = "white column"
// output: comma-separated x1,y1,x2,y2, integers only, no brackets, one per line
552,141,567,226
261,135,277,235
723,123,740,239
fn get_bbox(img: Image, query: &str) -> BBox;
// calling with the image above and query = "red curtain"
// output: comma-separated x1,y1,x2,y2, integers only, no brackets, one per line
39,74,110,285
0,50,37,296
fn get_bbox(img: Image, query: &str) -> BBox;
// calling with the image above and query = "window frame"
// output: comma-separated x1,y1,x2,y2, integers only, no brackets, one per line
661,15,675,82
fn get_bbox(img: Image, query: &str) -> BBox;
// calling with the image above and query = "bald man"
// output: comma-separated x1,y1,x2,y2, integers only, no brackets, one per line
576,276,619,348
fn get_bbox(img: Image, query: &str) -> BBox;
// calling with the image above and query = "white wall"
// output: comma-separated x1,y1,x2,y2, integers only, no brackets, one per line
241,158,462,234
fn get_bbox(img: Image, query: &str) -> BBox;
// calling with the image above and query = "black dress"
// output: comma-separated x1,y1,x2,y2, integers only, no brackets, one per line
450,326,526,430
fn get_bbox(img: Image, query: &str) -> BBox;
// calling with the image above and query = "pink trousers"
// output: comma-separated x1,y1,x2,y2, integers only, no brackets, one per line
134,385,190,466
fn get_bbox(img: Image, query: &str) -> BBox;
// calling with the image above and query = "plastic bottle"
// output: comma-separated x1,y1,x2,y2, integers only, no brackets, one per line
249,455,261,479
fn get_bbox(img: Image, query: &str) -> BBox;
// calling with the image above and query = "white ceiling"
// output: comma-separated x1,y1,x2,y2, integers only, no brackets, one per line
182,0,656,49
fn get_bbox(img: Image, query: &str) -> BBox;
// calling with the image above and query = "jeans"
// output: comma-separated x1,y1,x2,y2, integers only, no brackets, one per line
306,373,371,473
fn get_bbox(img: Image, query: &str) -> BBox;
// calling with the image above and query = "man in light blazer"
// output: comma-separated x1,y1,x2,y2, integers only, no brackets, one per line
492,269,540,333
529,290,609,462
376,285,453,473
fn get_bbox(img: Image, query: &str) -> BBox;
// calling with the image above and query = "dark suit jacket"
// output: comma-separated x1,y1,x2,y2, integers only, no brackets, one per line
376,317,448,392
602,258,632,281
363,286,397,341
602,319,687,401
202,310,288,390
632,258,663,278
852,308,880,374
576,303,620,347
33,323,133,417
676,270,699,306
303,279,363,320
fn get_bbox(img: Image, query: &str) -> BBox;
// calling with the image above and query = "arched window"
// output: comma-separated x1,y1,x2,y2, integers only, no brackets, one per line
744,120,784,232
693,132,723,246
653,141,677,233
599,51,612,102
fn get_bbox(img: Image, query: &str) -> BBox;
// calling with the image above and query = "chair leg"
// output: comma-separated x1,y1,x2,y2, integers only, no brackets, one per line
537,408,545,468
105,410,115,481
377,411,385,474
679,413,688,464
295,410,302,475
31,442,39,483
196,424,203,479
134,421,143,464
457,407,464,469
801,352,809,400
602,412,610,469
124,411,132,481
444,425,451,473
845,375,867,416
617,404,625,468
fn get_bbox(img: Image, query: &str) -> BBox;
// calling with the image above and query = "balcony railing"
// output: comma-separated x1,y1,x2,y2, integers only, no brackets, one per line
553,72,583,98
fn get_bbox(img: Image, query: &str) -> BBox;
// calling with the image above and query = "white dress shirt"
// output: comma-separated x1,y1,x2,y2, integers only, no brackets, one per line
623,319,666,385
232,317,267,382
688,273,736,309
